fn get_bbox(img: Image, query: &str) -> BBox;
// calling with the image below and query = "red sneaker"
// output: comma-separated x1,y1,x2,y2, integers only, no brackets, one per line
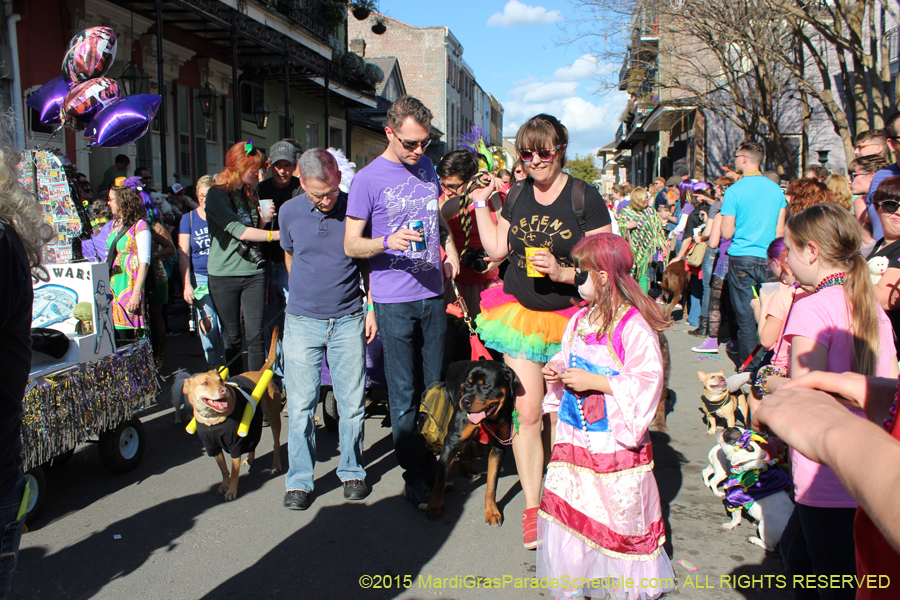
522,507,539,550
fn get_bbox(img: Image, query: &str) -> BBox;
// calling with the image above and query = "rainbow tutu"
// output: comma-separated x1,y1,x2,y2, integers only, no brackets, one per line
475,285,582,364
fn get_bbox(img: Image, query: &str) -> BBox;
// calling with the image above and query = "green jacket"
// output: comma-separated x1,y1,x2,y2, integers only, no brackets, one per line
205,186,263,277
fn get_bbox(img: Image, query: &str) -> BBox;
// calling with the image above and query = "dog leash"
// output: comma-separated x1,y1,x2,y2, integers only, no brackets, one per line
736,344,764,374
447,279,493,361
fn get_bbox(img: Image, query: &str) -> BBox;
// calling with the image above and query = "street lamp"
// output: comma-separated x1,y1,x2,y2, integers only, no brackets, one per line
119,60,150,96
817,150,830,165
197,82,217,120
253,101,269,130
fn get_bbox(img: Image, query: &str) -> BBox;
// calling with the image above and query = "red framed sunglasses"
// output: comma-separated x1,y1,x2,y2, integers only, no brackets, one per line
519,145,562,163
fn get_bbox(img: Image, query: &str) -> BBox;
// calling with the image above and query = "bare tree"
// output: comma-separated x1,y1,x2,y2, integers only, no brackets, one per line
567,0,898,168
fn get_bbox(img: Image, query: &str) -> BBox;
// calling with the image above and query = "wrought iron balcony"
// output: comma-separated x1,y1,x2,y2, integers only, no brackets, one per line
257,0,342,45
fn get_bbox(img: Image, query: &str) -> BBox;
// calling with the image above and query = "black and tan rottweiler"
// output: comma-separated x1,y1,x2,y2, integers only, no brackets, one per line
426,360,521,525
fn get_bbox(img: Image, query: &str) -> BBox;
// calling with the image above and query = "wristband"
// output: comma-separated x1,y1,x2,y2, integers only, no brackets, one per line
382,235,389,249
367,304,375,312
473,200,487,209
267,230,273,242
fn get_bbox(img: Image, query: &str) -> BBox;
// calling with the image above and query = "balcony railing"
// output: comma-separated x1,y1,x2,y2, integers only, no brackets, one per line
887,27,899,63
632,9,659,42
258,0,340,45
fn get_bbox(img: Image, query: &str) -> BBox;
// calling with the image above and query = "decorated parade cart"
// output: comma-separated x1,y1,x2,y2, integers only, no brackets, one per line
21,148,158,525
18,26,163,524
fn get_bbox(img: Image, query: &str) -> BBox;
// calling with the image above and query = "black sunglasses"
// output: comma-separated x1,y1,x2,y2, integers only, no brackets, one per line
392,131,431,151
876,200,900,214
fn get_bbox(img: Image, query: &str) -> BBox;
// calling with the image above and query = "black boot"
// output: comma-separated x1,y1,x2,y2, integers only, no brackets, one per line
689,316,708,337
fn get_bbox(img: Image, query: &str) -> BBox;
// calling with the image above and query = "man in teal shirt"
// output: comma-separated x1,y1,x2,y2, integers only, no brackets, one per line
720,141,786,368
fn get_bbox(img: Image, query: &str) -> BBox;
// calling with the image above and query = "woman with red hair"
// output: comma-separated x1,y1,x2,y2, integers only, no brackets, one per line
205,141,280,371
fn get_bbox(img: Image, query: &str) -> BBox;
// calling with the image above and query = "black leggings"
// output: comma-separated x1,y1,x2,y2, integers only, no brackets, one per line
708,275,738,340
208,272,266,371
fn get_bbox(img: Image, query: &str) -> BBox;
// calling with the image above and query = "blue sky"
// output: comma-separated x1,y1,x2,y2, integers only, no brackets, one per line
377,0,630,159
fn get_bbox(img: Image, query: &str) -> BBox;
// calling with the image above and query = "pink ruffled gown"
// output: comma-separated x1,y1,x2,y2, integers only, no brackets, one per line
537,305,675,600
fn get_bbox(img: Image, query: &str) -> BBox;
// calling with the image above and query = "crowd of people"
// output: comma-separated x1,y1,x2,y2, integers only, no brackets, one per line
5,96,900,599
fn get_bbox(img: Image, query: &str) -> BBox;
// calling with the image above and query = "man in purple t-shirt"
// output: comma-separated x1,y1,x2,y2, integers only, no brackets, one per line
345,95,460,509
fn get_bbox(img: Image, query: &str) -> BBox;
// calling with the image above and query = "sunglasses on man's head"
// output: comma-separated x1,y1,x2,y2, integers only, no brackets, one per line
876,199,900,214
520,145,562,163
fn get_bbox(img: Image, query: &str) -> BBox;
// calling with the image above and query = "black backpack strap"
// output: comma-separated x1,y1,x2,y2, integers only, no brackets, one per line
571,177,586,233
504,179,527,217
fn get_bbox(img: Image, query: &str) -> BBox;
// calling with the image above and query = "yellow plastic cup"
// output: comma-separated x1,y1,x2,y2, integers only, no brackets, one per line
525,247,544,277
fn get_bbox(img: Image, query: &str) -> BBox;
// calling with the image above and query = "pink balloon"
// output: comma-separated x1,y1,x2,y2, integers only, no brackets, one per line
60,78,120,131
62,27,117,83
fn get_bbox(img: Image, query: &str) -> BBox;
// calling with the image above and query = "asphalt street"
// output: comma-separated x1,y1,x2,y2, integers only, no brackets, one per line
13,315,793,600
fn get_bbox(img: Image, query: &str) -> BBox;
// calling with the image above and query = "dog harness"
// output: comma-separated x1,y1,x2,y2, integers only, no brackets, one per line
196,376,264,459
700,392,733,412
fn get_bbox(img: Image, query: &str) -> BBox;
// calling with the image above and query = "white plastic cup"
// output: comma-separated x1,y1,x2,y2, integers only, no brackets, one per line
258,199,274,224
760,281,781,296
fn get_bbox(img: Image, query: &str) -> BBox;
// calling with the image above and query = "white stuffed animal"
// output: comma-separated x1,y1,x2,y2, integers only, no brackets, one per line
869,255,889,284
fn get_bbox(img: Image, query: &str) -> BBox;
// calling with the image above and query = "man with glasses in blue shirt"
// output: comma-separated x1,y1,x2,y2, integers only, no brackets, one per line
281,149,376,511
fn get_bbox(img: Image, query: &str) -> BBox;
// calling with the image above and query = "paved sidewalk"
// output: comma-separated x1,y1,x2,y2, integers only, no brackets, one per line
13,322,792,600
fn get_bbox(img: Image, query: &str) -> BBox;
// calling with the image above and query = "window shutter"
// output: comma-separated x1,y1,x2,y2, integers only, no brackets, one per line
176,83,192,183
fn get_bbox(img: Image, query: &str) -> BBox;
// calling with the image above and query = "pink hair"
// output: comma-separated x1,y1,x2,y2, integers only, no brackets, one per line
571,233,672,332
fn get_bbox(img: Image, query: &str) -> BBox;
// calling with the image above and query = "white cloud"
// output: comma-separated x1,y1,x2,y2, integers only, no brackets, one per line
509,80,579,103
502,92,630,156
487,0,562,28
554,54,608,82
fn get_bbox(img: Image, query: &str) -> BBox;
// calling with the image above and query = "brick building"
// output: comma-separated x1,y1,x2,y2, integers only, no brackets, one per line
348,10,503,156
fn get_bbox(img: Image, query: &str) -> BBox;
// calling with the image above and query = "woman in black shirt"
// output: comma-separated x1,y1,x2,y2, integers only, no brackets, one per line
470,114,612,549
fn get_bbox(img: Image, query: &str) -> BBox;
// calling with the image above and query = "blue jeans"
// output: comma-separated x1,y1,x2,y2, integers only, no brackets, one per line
726,255,767,369
700,247,718,319
0,476,25,600
374,296,445,486
265,262,290,384
780,504,857,600
283,311,366,492
193,273,221,366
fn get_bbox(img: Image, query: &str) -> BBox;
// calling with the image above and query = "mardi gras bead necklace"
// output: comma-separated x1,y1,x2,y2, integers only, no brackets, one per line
814,272,845,293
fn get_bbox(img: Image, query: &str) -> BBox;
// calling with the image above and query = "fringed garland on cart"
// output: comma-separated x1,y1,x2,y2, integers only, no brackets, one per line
21,339,157,470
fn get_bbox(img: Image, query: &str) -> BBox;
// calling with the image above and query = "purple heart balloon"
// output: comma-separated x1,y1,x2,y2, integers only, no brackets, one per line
84,94,162,147
25,77,72,125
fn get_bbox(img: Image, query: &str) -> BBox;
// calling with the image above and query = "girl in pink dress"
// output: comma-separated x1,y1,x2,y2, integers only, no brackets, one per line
538,233,676,600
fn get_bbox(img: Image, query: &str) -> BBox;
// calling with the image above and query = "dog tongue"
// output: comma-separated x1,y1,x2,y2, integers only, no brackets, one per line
467,411,487,424
207,399,228,411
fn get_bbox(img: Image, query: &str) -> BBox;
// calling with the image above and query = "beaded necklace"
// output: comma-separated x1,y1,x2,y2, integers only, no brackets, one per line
814,272,845,293
742,170,763,177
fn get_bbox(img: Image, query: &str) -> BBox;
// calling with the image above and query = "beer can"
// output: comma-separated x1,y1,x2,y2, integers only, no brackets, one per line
407,220,426,252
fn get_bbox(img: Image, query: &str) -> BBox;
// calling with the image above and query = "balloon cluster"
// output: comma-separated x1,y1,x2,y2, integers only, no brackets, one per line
24,27,162,148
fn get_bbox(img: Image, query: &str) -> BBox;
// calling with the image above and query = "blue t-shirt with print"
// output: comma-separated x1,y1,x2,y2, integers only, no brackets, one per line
721,175,786,259
178,210,211,277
